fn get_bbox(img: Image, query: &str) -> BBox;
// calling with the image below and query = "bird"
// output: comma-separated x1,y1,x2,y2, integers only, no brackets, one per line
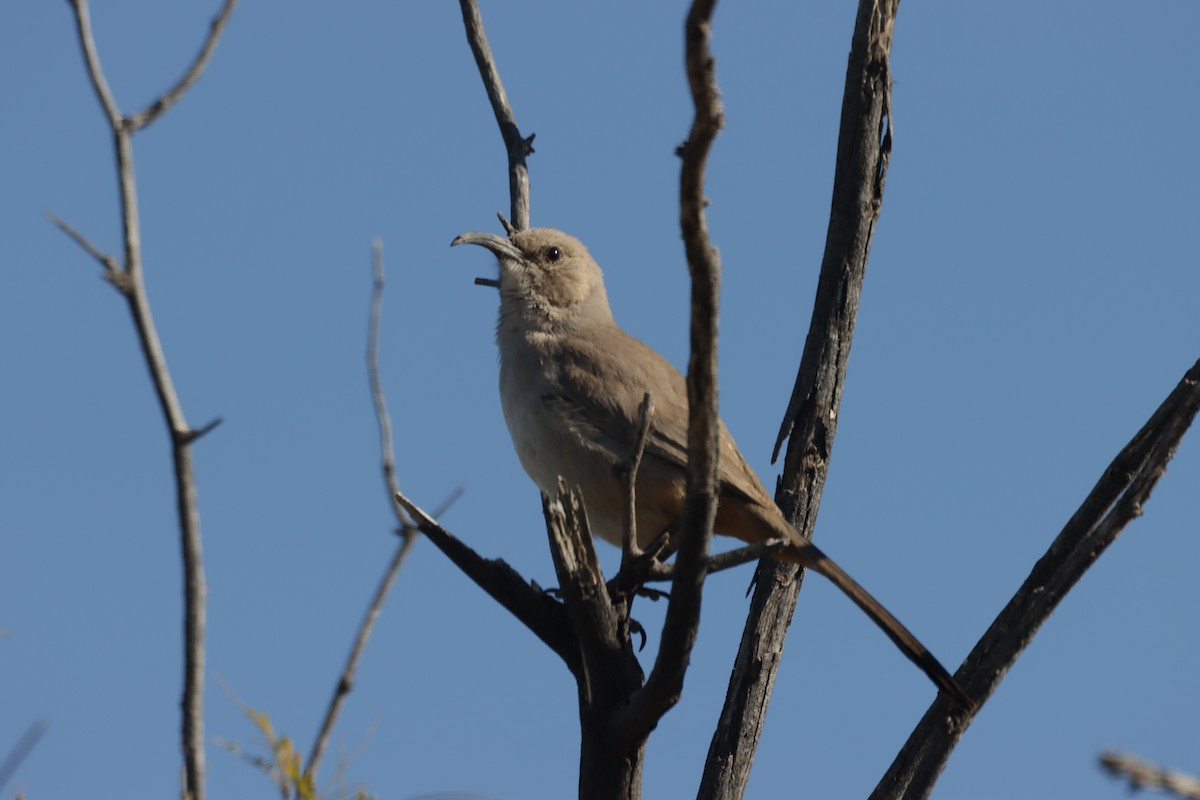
451,225,971,709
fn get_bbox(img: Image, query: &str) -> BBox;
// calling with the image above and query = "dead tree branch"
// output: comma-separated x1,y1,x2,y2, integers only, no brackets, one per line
305,239,435,779
870,358,1200,800
620,0,725,739
0,720,48,796
306,533,417,781
1100,750,1200,800
393,490,580,675
128,0,237,131
700,2,899,796
55,3,238,798
458,0,533,230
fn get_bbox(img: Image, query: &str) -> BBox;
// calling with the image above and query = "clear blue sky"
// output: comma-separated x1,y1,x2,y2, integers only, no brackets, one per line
3,2,1198,798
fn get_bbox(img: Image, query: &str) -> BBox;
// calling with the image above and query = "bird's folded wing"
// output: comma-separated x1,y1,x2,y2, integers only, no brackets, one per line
549,326,768,507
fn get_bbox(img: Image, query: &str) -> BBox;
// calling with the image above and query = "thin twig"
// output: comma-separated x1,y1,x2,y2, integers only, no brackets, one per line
366,239,412,526
870,358,1200,800
181,416,224,444
620,0,724,738
621,392,656,560
305,239,426,779
1100,750,1200,800
700,3,900,796
457,0,533,230
45,213,121,279
66,0,120,128
305,530,418,780
496,211,517,236
704,539,787,576
128,0,239,131
58,4,238,798
0,720,48,795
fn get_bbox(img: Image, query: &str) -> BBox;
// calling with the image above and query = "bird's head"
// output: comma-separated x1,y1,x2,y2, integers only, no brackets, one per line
452,227,614,334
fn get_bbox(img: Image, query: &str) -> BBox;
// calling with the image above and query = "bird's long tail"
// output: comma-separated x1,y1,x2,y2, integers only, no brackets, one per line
785,538,974,710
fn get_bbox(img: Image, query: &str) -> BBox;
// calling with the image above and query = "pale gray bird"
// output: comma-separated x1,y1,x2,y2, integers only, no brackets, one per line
452,226,970,708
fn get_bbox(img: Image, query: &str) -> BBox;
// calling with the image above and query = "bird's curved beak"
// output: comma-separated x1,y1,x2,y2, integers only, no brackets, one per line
450,232,526,265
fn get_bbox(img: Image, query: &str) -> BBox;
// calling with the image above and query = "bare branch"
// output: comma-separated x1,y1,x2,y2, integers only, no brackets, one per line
701,2,901,796
704,539,786,576
306,530,418,780
620,392,656,560
365,239,413,527
871,358,1200,800
542,483,640,690
59,5,239,797
0,720,48,796
180,416,224,444
622,0,725,737
1100,750,1200,800
305,238,424,779
45,212,122,282
496,211,517,236
66,0,121,129
128,0,238,131
393,490,579,674
457,0,533,230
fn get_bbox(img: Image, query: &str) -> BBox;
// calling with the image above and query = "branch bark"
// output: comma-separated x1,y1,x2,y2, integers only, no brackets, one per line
56,4,238,797
870,358,1200,800
617,0,725,741
542,485,646,800
393,491,580,675
458,0,533,231
700,2,899,796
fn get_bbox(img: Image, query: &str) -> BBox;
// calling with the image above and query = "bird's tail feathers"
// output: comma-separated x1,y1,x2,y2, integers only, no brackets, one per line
785,537,974,711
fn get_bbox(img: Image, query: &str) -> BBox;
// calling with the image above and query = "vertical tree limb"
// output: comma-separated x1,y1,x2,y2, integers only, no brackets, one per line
305,240,432,779
542,484,648,800
56,3,238,797
620,0,725,736
700,2,899,796
458,0,534,230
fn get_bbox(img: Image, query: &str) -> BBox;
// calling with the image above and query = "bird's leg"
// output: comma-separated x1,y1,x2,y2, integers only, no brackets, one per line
608,528,675,598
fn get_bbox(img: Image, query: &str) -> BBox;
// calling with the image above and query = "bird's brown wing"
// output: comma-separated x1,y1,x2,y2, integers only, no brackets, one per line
549,324,772,509
549,328,974,707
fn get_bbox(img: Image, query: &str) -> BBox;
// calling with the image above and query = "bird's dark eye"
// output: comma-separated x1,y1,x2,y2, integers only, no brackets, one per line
545,246,562,262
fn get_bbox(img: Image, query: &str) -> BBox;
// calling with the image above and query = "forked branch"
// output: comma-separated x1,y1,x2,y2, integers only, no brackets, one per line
55,4,238,798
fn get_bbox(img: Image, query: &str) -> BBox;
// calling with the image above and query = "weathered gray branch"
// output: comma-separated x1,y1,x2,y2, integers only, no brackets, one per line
305,240,434,779
1100,750,1200,800
56,4,238,797
618,0,725,742
871,358,1200,800
458,0,533,230
700,2,899,796
128,0,238,131
393,491,580,674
